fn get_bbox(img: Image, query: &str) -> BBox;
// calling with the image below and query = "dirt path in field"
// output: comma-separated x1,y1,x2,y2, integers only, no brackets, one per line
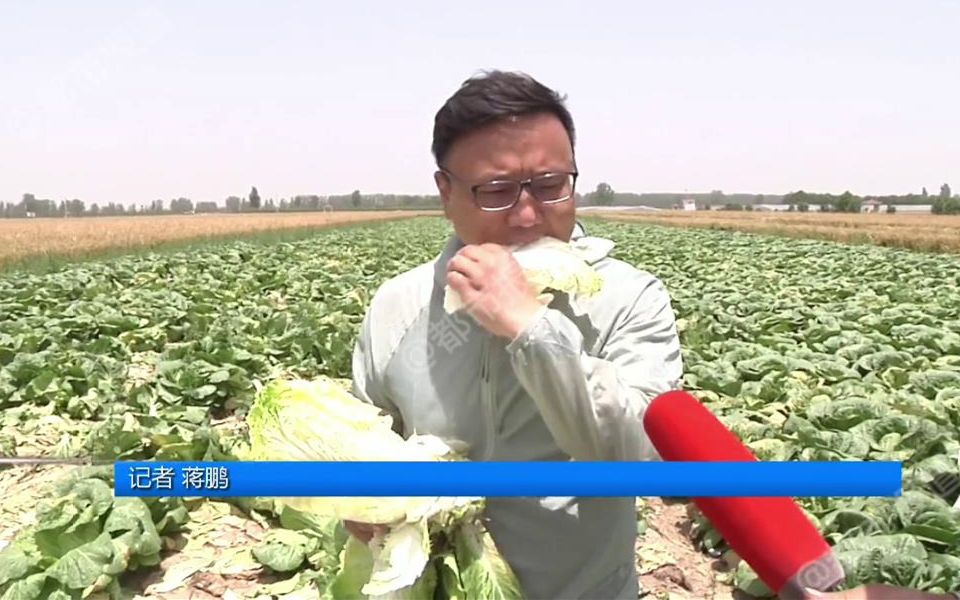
636,498,749,600
120,501,282,600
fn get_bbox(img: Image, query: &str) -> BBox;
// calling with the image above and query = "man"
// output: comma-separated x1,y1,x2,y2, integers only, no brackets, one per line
347,71,957,600
349,70,683,599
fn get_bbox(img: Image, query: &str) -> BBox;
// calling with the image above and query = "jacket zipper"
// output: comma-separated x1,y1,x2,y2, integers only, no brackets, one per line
481,335,496,460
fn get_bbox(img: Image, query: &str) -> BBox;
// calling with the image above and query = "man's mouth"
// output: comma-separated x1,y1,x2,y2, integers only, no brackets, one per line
507,231,545,247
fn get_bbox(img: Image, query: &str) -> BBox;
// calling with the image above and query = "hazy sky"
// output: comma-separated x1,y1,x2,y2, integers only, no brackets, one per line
2,1,958,206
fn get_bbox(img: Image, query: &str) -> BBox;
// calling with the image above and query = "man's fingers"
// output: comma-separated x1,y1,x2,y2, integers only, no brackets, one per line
343,520,371,542
448,272,481,305
459,243,502,261
342,520,388,544
449,271,495,317
457,245,483,261
447,259,484,290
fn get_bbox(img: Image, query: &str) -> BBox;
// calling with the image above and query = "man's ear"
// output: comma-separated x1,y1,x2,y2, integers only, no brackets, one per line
434,171,453,218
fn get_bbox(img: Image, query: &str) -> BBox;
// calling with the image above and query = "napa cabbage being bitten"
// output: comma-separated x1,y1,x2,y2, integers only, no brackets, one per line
444,236,604,314
246,377,523,600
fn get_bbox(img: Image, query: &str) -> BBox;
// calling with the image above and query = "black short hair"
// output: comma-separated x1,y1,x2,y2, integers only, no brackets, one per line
432,70,576,167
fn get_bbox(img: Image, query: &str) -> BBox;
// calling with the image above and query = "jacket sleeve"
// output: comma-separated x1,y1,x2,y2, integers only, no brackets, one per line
504,274,683,461
351,308,404,435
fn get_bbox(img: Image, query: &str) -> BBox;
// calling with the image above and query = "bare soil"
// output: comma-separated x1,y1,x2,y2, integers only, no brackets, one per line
636,498,754,600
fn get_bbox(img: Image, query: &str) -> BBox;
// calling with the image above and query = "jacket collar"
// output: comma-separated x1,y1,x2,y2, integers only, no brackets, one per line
433,235,466,289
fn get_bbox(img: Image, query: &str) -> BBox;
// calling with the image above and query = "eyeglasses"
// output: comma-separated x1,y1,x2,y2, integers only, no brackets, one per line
439,168,578,212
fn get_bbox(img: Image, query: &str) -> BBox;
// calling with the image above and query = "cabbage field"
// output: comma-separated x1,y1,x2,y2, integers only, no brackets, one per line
1,216,960,599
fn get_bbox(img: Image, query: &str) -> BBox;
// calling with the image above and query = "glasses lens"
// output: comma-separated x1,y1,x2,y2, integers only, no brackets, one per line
530,173,573,202
475,181,520,210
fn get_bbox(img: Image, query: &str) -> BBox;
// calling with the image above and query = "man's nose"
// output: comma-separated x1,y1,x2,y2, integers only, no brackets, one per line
508,186,542,226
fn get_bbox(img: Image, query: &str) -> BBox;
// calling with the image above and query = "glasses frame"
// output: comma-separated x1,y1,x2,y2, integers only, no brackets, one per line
439,167,579,212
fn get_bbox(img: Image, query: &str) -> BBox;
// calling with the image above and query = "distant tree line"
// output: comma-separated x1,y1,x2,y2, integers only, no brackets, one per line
782,191,863,213
930,183,960,214
5,182,957,218
0,187,443,218
783,183,956,213
576,182,959,214
0,194,225,218
578,184,777,209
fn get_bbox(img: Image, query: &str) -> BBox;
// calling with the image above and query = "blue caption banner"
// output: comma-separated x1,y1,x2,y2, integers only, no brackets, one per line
114,461,902,497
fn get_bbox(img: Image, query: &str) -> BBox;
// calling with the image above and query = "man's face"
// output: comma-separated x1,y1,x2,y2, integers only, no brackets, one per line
435,112,577,246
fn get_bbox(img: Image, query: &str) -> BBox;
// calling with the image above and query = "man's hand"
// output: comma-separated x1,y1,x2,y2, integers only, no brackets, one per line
342,520,388,544
447,244,544,340
803,584,956,600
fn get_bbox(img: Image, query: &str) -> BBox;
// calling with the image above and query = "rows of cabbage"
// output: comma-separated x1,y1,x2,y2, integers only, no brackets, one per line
1,216,959,597
601,221,960,595
0,219,451,598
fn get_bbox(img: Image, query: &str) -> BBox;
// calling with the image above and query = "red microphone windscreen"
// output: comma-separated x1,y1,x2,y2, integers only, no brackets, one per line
643,390,843,597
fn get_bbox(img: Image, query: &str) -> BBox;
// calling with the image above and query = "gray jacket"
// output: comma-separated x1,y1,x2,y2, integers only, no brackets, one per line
351,223,684,599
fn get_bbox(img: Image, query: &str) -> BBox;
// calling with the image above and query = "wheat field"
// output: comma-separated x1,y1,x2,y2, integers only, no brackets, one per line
4,209,958,271
586,210,960,253
0,211,439,269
